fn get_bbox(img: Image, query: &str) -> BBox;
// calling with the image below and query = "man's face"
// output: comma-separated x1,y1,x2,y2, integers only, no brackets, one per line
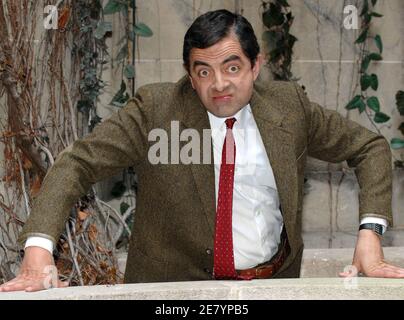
188,33,262,118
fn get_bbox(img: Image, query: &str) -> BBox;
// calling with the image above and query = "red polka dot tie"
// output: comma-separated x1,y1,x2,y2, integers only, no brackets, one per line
213,118,238,280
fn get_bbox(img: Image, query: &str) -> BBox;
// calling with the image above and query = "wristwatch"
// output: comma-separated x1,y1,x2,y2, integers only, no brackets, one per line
359,223,384,236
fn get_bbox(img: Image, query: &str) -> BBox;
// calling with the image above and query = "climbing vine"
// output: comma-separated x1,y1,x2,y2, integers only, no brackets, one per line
261,0,298,81
345,0,390,127
72,0,107,132
391,90,404,167
103,0,153,107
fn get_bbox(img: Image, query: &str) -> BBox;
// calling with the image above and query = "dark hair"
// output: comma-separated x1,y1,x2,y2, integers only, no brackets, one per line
183,9,260,73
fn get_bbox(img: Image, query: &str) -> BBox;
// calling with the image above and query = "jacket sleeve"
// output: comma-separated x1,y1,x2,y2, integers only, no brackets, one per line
17,88,152,246
293,83,393,226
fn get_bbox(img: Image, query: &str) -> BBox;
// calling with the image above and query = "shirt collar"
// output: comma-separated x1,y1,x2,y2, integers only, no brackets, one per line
207,104,251,130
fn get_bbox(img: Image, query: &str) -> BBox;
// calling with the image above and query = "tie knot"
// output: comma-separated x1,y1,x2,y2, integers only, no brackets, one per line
225,118,236,130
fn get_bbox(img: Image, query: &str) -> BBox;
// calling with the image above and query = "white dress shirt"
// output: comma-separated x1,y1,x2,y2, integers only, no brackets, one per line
26,104,388,268
208,104,284,269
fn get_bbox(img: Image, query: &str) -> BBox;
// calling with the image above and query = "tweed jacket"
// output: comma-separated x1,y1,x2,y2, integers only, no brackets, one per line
18,76,393,283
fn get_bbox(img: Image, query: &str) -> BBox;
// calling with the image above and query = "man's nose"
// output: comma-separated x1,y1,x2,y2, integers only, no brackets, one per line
212,73,229,92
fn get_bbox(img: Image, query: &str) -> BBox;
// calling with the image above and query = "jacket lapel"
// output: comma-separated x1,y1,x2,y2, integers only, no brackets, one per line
178,79,216,234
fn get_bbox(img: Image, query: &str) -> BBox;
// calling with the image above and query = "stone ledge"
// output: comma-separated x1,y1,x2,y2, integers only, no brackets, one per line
2,247,404,300
1,277,404,300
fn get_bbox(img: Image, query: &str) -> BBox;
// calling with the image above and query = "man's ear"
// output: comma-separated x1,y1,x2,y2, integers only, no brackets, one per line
252,53,264,81
189,75,195,90
183,64,195,89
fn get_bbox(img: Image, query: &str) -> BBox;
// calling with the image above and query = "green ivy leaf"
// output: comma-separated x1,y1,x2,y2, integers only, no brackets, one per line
134,23,153,37
369,52,383,61
359,101,366,113
94,21,112,39
77,99,92,114
269,47,283,62
394,160,404,168
124,64,135,79
363,13,372,24
262,3,285,28
361,55,371,72
396,90,404,115
89,115,102,131
110,80,129,107
367,96,380,112
391,138,404,149
370,12,383,17
262,30,280,48
398,123,404,136
104,0,126,15
355,28,368,44
374,35,383,53
373,111,390,123
360,74,372,91
111,180,126,197
360,0,369,16
288,34,298,48
370,74,378,90
116,45,128,61
346,95,365,111
120,202,130,215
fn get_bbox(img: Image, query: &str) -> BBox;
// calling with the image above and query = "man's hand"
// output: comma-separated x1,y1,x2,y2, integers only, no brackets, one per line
339,229,404,278
0,246,68,292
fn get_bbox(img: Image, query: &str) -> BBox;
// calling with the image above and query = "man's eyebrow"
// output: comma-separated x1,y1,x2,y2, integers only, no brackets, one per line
222,55,241,64
193,60,210,70
192,55,242,70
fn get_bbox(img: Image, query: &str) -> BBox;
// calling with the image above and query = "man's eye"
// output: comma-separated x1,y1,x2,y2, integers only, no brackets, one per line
198,70,209,77
227,65,240,73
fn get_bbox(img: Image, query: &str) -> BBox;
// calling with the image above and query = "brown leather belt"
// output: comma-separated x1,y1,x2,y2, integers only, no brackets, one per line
236,227,291,280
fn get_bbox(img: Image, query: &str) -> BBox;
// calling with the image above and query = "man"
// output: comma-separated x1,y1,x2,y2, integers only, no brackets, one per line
1,9,404,292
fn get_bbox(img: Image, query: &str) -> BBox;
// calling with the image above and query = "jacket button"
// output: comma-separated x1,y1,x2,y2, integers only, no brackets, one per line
206,248,212,255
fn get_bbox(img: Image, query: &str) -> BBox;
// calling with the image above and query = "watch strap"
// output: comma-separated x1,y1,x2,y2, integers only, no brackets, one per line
359,223,384,236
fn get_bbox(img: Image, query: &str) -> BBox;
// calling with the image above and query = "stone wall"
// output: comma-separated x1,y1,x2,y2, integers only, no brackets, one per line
2,277,404,299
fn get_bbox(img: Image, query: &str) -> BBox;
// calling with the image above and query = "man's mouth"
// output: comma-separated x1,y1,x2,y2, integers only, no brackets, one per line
212,95,233,102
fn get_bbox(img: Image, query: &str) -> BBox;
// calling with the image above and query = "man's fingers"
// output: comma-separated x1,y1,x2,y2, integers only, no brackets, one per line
1,278,69,293
381,266,404,276
367,265,404,278
383,264,404,274
374,269,404,278
0,277,26,291
339,260,404,278
0,273,67,293
26,279,69,291
0,279,18,290
25,281,46,292
0,279,36,292
379,265,404,275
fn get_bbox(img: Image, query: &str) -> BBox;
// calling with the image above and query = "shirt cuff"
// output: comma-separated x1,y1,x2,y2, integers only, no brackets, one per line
360,217,388,234
25,236,54,254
